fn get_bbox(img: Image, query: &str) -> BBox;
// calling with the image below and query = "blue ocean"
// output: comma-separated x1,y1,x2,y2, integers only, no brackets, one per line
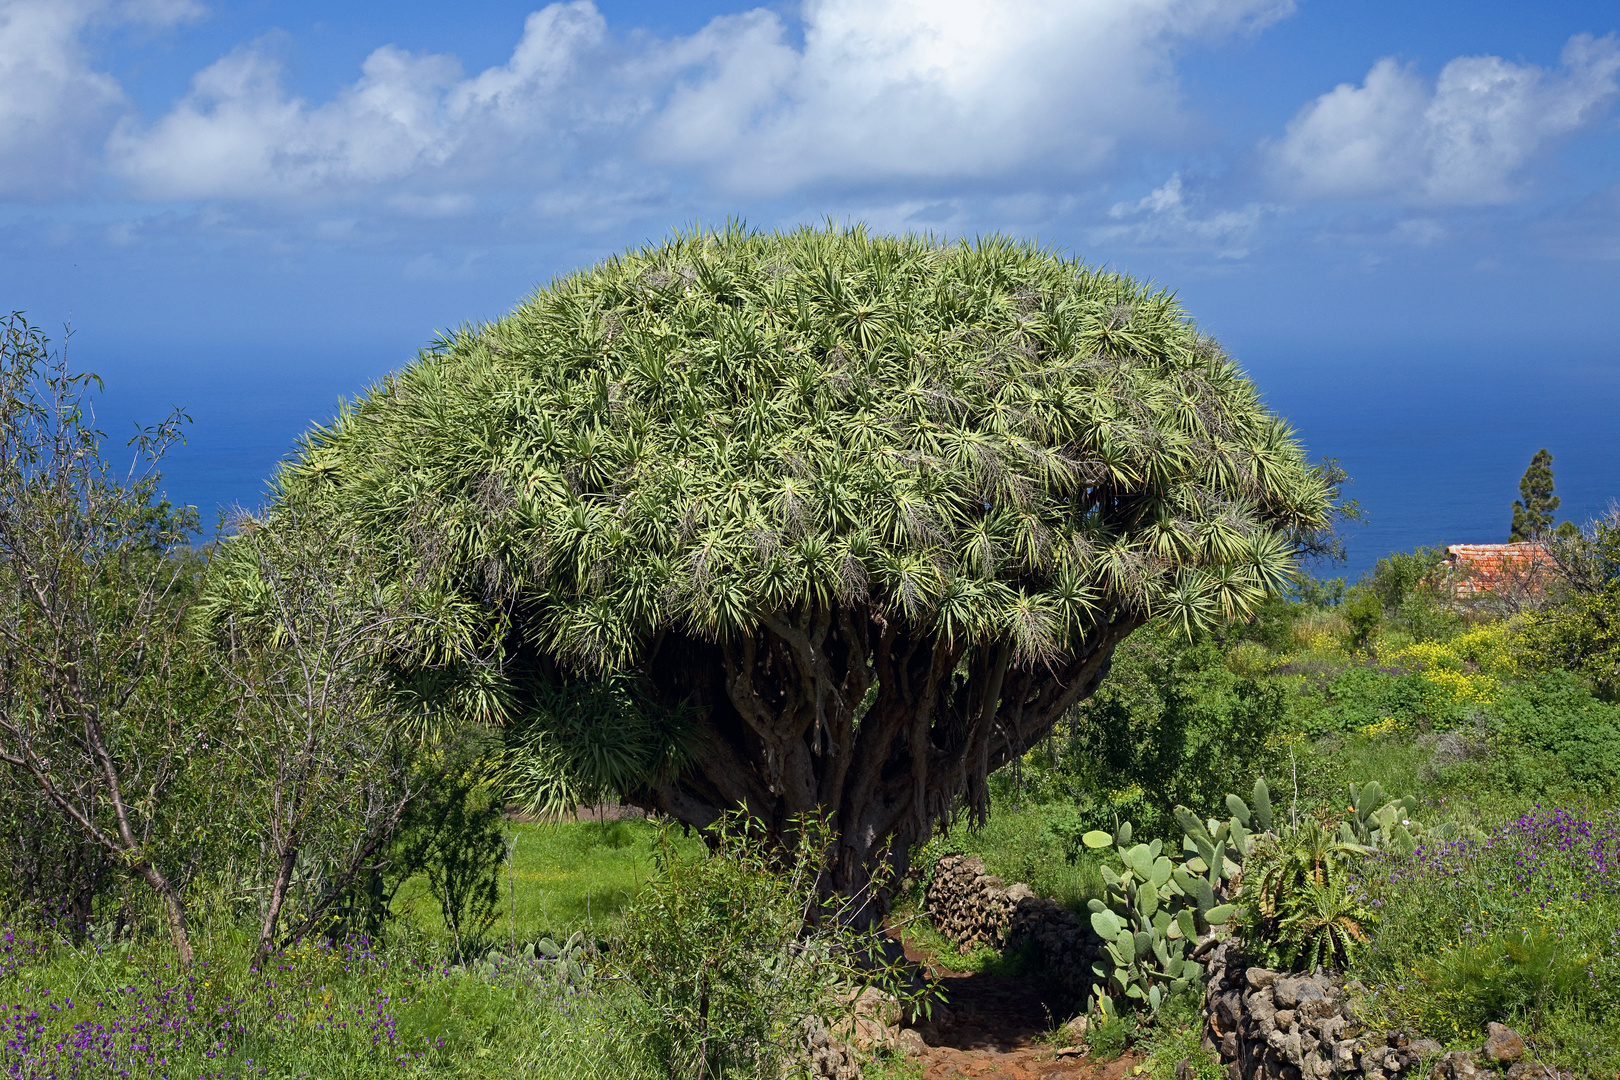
91,339,1618,582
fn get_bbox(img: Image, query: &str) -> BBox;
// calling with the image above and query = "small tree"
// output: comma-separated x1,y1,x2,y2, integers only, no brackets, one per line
1510,448,1561,542
1524,506,1620,700
0,314,213,965
199,497,486,968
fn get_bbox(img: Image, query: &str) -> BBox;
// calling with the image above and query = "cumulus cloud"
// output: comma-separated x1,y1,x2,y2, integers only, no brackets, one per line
1087,174,1265,258
1268,33,1620,205
106,0,1294,203
0,0,201,197
644,0,1296,193
109,4,616,198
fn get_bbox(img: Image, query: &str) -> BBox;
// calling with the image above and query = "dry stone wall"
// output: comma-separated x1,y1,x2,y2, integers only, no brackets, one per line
1202,942,1436,1080
923,854,1104,1005
924,857,1565,1080
1202,945,1567,1080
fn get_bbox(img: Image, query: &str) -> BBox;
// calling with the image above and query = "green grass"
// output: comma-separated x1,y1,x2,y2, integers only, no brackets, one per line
392,816,706,943
918,800,1107,912
0,926,654,1079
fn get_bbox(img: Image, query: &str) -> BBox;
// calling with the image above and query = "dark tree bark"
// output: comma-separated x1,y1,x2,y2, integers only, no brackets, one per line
633,605,1143,925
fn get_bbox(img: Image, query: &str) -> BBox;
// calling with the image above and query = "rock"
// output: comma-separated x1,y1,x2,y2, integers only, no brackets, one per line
896,1027,929,1056
1360,1048,1395,1076
1220,1032,1240,1061
1485,1023,1526,1064
1407,1038,1443,1060
1273,978,1302,1010
1247,968,1281,991
1434,1050,1481,1080
1247,990,1278,1027
1314,1016,1345,1044
1274,1009,1296,1033
1216,992,1243,1032
1062,1015,1088,1043
1505,1063,1558,1080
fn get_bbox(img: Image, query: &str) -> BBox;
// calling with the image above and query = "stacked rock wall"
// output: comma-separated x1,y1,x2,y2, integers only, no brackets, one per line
1202,942,1441,1080
924,855,1013,950
923,855,1104,1006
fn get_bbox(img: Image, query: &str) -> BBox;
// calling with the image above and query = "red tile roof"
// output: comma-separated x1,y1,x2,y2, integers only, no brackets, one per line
1444,542,1552,597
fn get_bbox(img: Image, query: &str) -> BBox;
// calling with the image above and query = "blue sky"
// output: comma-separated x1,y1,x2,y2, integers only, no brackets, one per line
2,0,1617,569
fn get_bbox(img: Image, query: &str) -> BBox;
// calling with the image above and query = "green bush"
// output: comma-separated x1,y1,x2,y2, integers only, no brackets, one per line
1315,664,1465,735
1064,627,1286,834
612,813,923,1080
1489,673,1620,794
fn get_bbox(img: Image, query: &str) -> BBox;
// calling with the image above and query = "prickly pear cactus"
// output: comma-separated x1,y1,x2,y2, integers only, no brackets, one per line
1339,781,1423,853
1078,778,1284,1018
474,931,593,994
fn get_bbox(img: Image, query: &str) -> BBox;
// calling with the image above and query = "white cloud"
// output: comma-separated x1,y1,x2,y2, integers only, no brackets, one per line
108,2,614,198
1088,173,1265,258
643,0,1295,193
0,0,202,198
1268,33,1620,205
107,0,1294,203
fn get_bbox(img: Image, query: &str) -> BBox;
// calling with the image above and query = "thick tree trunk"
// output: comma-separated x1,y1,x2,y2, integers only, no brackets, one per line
638,604,1143,924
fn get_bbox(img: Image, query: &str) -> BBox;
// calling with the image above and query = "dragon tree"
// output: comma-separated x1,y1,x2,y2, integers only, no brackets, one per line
216,224,1332,921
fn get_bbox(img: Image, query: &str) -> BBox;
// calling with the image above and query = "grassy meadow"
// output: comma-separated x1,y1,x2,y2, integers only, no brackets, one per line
6,568,1620,1078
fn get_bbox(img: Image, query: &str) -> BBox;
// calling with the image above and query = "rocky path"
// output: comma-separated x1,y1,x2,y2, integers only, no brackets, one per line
890,928,1137,1080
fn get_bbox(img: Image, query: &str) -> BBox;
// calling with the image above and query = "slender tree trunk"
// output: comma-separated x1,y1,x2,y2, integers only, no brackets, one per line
136,862,195,969
255,841,300,970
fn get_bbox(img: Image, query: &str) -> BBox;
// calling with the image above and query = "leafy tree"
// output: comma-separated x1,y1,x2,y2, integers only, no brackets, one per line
220,226,1331,916
1510,448,1561,542
0,314,214,965
1522,508,1620,700
200,496,486,969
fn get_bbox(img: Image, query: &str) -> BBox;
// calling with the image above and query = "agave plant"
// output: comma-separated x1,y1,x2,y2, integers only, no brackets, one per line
210,224,1332,915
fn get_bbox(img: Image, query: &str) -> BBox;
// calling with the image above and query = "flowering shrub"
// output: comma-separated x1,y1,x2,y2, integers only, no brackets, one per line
0,933,640,1079
1356,807,1620,1069
1386,623,1520,709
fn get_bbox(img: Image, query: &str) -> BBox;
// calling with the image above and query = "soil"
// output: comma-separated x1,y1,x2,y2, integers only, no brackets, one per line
889,928,1139,1080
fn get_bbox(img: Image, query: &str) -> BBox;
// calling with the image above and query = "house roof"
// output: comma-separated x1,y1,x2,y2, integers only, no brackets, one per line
1444,542,1552,595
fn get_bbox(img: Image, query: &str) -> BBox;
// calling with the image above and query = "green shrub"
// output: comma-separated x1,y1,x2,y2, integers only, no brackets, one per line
1087,1012,1132,1058
612,813,924,1080
1065,627,1286,834
1489,672,1620,794
1237,818,1374,972
1316,664,1466,735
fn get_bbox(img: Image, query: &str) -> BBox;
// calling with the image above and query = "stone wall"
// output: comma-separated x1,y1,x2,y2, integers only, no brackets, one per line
925,855,1013,951
924,856,1563,1080
1202,944,1562,1080
1202,942,1438,1080
923,854,1104,1006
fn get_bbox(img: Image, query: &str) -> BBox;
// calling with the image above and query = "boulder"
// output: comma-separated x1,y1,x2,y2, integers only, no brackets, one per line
1484,1023,1526,1064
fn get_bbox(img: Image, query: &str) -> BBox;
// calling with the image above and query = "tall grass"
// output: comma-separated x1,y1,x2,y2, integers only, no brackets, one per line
0,926,652,1079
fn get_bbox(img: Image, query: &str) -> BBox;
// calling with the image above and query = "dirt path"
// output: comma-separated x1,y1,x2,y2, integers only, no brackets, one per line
890,929,1137,1080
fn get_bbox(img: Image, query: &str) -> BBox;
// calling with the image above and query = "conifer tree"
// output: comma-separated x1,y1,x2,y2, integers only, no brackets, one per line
1511,448,1560,542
